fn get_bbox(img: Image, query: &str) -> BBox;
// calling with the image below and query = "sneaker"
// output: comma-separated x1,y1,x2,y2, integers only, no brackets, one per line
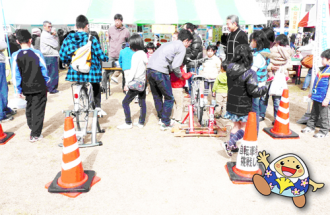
286,77,290,82
313,132,329,138
117,123,133,129
160,123,173,131
301,127,315,133
95,107,107,116
49,90,60,94
6,109,17,118
0,116,13,122
134,122,144,128
134,97,139,103
111,77,118,83
29,135,43,143
159,119,175,126
301,88,307,91
266,76,274,82
221,142,233,157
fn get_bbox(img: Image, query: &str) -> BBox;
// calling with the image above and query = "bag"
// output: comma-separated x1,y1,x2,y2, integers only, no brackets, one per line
269,67,288,96
71,35,92,73
127,80,145,92
301,55,313,68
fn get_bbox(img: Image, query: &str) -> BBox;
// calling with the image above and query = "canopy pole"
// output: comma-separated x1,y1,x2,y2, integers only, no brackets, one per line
0,0,12,63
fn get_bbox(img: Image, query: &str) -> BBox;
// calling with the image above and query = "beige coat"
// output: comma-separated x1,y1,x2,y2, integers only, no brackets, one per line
200,55,221,80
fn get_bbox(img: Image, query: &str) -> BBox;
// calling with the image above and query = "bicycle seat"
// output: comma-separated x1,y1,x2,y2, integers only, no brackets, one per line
193,75,206,81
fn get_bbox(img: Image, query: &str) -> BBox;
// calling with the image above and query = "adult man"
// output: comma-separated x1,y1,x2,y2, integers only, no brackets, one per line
40,20,60,94
226,15,248,62
60,15,109,112
183,23,203,97
290,33,296,49
102,14,130,91
147,29,193,131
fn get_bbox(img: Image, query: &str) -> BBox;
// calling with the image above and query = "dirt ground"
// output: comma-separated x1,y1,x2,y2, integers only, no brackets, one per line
0,69,329,215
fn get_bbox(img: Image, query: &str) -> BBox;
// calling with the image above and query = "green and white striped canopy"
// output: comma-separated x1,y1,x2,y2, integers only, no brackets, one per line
87,0,267,25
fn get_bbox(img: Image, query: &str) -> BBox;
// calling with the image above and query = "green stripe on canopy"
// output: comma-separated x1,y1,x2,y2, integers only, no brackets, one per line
176,0,200,24
134,0,155,24
87,0,114,23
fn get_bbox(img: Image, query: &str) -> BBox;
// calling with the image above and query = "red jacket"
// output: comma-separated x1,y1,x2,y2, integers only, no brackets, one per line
170,66,192,88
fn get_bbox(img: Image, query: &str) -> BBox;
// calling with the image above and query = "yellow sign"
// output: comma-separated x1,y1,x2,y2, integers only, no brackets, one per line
152,25,176,34
289,4,301,34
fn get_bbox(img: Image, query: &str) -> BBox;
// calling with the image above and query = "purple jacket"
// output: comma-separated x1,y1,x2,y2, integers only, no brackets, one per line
108,25,130,58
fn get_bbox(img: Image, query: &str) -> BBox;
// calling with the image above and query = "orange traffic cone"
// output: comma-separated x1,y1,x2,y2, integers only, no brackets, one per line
263,89,299,139
225,112,265,184
0,123,15,145
45,116,101,198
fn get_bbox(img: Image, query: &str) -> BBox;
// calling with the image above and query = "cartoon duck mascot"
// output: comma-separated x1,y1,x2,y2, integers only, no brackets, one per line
253,151,324,208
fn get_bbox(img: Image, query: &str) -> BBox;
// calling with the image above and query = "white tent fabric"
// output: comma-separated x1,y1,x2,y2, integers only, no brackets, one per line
1,0,90,24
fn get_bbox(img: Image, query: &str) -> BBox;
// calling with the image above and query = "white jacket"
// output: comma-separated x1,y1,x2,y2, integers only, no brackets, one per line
200,55,221,80
40,30,59,56
126,50,148,83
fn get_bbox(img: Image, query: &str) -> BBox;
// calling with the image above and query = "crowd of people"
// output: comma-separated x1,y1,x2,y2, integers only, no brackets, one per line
1,13,329,154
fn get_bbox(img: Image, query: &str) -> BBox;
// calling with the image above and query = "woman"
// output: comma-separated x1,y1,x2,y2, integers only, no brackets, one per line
31,28,41,50
299,33,315,90
222,44,267,157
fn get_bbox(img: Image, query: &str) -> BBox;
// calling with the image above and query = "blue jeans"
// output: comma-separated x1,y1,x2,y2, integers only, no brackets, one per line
45,56,59,93
147,69,174,126
122,88,146,124
302,68,312,89
187,67,198,95
0,63,14,120
252,97,261,134
272,96,281,120
290,42,296,49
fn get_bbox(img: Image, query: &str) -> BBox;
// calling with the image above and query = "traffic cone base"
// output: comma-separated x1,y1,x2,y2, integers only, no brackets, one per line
263,127,300,139
45,170,101,198
0,132,15,145
225,162,265,184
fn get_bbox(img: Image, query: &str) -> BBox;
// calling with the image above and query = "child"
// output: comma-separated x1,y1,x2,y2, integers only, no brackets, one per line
262,34,294,82
212,60,228,118
145,42,156,95
117,34,148,129
118,36,135,94
12,29,50,142
200,45,221,104
250,30,271,133
301,49,330,138
0,39,17,122
222,44,267,157
170,66,193,123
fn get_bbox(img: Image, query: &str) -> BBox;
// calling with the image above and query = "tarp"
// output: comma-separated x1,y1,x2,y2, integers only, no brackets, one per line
298,0,330,27
1,0,90,24
86,0,267,25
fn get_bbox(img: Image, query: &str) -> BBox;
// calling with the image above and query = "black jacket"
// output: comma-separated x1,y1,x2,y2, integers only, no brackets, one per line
226,63,268,116
226,28,248,63
185,32,203,68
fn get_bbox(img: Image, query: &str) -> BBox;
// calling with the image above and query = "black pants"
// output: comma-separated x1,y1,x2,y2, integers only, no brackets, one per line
91,83,101,108
122,89,147,124
307,101,330,135
25,91,47,137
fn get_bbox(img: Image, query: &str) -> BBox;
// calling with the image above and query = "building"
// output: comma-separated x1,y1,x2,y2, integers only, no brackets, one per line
256,0,315,24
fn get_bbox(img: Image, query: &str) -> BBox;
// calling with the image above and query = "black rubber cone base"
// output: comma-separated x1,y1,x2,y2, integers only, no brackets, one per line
0,132,15,145
263,127,300,139
48,170,95,193
225,162,265,184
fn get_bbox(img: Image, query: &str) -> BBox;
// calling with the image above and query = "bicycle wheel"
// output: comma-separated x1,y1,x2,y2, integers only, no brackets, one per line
87,83,96,111
196,89,203,125
76,87,89,131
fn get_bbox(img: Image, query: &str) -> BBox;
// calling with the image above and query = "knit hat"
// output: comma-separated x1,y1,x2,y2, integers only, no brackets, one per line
31,28,41,36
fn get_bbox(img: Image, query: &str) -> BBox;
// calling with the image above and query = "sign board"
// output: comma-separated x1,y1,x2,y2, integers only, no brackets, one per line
289,4,301,34
152,25,176,34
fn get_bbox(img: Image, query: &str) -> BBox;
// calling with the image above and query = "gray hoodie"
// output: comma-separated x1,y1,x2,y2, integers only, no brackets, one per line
0,39,8,63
